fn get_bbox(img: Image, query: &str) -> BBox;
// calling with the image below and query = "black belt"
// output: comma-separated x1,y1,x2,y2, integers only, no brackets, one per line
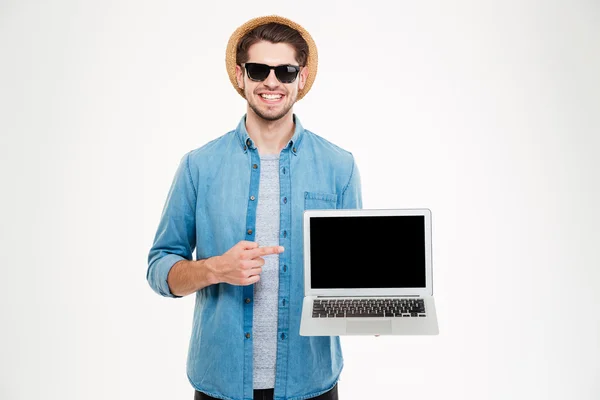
195,383,338,400
253,388,275,400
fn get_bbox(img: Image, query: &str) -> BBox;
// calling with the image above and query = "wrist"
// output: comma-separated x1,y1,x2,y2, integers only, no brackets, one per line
204,256,221,285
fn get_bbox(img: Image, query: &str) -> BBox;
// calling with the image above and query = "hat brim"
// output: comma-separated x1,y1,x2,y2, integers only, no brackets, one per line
225,15,318,101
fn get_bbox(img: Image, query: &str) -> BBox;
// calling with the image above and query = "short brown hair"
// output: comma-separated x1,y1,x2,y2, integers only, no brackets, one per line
236,22,309,66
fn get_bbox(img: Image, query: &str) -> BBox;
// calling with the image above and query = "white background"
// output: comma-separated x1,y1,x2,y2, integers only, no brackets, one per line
1,0,599,399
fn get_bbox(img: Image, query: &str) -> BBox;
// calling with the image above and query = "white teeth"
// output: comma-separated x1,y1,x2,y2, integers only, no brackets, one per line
260,94,282,100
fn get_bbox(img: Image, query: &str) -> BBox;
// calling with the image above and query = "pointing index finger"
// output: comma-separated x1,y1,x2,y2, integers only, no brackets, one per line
247,245,284,259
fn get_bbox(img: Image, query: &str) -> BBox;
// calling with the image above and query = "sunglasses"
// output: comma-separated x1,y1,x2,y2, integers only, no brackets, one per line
242,63,301,84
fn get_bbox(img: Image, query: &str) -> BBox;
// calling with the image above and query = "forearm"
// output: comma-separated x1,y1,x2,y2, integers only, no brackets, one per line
167,258,219,297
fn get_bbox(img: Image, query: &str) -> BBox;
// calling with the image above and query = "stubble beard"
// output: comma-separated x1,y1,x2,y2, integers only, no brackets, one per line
247,91,296,122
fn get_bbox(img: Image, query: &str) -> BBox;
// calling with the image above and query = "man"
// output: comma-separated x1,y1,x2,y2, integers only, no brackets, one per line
147,15,362,400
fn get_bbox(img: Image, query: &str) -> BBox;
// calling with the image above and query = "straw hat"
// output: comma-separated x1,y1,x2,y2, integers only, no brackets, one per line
225,15,318,101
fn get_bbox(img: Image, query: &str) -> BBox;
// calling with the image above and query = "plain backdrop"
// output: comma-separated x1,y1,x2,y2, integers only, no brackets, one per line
1,0,599,399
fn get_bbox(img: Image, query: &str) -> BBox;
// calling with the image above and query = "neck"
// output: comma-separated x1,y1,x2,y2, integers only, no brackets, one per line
245,108,295,155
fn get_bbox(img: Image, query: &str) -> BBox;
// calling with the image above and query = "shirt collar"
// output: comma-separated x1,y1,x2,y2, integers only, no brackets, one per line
236,113,305,156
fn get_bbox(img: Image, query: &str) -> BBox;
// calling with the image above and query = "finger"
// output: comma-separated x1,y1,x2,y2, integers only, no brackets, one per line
246,246,283,259
248,266,263,276
246,245,284,259
243,274,261,286
239,258,262,269
239,241,260,250
247,257,265,268
239,261,262,275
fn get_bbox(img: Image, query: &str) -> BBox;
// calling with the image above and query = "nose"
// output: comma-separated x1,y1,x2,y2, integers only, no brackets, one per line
263,68,279,87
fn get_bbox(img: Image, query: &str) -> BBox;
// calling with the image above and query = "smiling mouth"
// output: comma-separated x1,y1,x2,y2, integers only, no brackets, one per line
259,93,284,103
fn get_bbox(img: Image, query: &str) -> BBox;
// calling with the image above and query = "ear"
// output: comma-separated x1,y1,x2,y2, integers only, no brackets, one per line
235,65,244,89
298,66,309,90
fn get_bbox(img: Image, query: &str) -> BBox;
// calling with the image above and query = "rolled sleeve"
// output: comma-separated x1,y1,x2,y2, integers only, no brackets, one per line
147,152,197,298
341,154,363,210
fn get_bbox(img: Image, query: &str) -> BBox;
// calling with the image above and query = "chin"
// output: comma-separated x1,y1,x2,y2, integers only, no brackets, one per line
260,111,287,121
250,103,292,122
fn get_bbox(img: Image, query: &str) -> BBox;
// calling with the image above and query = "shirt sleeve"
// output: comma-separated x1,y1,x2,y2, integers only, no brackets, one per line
341,154,363,210
146,152,197,298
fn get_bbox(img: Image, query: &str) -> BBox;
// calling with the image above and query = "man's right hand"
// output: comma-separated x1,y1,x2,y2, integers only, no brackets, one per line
209,241,284,286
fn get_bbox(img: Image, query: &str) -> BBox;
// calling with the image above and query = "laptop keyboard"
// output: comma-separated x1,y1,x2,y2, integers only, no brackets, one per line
312,298,426,318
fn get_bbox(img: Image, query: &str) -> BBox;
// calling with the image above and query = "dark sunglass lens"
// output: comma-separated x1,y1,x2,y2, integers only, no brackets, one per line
246,63,270,81
275,65,299,83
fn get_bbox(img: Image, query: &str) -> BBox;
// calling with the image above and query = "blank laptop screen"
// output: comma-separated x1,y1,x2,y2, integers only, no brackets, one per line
309,215,426,289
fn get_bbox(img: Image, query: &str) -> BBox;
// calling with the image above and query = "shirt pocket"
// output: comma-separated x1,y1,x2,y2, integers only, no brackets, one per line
304,191,338,210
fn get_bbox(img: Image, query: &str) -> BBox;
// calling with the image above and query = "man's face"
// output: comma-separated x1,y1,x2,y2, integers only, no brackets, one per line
235,41,308,122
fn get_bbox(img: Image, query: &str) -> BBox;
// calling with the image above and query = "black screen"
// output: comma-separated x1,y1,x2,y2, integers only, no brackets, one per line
310,215,426,289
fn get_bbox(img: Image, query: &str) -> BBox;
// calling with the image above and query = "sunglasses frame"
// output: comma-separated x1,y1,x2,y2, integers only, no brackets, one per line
242,62,301,84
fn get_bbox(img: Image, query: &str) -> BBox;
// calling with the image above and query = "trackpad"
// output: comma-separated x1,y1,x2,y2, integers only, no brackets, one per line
347,320,392,335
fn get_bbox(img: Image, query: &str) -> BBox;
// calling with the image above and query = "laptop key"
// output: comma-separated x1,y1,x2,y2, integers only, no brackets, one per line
347,313,377,318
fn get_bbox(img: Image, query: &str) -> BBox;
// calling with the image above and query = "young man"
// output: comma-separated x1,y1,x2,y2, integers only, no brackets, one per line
147,15,362,400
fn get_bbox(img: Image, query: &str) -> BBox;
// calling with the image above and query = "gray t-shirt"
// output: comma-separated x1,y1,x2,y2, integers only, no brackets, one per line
252,153,280,389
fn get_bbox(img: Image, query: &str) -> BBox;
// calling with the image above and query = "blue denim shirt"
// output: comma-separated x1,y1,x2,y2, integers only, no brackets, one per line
147,114,362,400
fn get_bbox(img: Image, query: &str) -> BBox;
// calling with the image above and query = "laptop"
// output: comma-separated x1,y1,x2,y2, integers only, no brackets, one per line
299,208,439,336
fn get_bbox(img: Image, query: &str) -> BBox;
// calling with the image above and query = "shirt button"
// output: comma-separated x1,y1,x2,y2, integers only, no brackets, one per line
245,332,251,339
282,299,286,306
245,298,251,304
247,229,253,235
282,197,287,204
250,195,255,201
252,164,258,169
283,230,287,238
293,147,297,153
280,333,286,340
283,265,287,272
243,145,247,151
